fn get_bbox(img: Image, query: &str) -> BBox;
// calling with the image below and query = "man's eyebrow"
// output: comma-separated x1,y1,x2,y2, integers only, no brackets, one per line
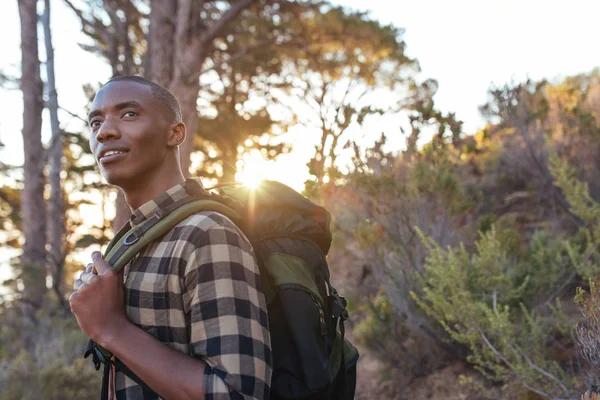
88,101,143,122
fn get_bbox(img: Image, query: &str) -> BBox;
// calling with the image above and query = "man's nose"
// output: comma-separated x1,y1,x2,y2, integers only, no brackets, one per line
96,119,121,142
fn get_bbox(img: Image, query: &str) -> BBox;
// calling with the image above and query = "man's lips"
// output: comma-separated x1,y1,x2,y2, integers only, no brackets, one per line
98,150,128,165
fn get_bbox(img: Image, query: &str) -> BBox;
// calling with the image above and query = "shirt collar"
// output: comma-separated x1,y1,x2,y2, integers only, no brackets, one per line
129,179,205,227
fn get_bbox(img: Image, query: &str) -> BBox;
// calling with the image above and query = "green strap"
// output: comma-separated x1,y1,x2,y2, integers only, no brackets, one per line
103,199,241,272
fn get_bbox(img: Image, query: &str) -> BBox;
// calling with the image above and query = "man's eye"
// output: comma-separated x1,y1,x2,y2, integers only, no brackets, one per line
123,111,136,118
90,120,101,128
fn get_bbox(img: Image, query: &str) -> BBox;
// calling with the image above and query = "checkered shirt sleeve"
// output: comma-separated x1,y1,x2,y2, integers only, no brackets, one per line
182,213,272,399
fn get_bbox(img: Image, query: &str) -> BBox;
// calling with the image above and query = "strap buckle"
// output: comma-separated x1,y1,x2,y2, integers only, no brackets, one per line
123,229,141,245
84,341,107,371
330,291,349,321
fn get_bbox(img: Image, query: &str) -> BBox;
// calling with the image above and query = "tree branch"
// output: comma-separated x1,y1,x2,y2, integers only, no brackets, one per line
334,77,357,124
511,342,571,396
541,271,577,308
64,0,112,62
63,0,91,26
59,106,88,124
204,0,253,44
478,326,569,399
200,46,249,75
520,382,558,400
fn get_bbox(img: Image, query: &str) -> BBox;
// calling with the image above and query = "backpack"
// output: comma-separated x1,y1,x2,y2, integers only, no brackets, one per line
85,178,359,399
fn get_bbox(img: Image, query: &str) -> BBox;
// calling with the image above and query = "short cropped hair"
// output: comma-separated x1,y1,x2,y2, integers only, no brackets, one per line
105,75,182,123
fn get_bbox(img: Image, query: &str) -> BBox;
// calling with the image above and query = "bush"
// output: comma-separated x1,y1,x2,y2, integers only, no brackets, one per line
0,304,101,400
412,225,581,398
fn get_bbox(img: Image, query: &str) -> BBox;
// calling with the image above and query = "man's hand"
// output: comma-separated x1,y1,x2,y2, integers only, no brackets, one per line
69,253,208,399
70,251,128,348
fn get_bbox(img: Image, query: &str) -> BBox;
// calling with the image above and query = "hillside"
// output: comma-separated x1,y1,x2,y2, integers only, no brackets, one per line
320,71,600,399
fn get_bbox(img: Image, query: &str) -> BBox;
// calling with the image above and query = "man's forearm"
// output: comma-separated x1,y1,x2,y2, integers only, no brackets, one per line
101,321,206,400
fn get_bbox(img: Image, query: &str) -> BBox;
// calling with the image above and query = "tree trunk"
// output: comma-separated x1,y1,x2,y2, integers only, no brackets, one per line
169,77,202,176
42,0,66,307
145,0,176,86
146,0,252,176
18,0,47,308
221,141,238,183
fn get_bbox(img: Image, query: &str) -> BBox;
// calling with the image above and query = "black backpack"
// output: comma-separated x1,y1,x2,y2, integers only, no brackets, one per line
86,179,359,399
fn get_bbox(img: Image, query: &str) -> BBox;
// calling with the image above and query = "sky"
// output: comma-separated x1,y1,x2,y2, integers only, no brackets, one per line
333,0,600,133
1,0,599,167
0,0,599,270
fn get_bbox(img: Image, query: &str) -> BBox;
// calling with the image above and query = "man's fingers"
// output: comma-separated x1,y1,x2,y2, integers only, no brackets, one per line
91,251,112,275
80,272,97,284
69,291,78,312
74,273,99,291
85,263,97,274
74,278,84,291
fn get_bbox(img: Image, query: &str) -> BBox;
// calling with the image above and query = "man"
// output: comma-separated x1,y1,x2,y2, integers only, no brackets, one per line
69,75,272,400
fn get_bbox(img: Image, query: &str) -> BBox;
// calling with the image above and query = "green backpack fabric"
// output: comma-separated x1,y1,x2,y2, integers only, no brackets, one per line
86,179,359,400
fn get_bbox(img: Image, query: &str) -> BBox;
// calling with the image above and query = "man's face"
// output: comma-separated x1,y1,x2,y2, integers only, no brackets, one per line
88,81,172,187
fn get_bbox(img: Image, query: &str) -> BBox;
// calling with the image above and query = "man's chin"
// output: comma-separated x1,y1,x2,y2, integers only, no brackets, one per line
101,170,129,189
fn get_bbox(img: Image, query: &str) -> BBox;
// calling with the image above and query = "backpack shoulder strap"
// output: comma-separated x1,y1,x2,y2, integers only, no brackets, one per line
103,198,241,272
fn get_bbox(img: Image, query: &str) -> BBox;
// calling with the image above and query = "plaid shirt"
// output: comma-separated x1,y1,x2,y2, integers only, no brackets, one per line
107,181,272,399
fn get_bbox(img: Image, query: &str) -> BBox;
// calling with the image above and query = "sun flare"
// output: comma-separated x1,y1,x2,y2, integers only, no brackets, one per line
235,148,310,193
236,150,269,189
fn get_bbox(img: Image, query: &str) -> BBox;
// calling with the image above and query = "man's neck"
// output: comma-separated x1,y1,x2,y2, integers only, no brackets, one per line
121,169,186,211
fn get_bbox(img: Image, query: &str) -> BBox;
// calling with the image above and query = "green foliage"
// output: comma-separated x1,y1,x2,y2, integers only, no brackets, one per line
353,290,396,346
412,226,580,397
0,305,101,400
0,349,39,400
550,153,600,229
38,358,100,400
354,218,384,249
518,230,574,302
0,185,21,249
0,354,100,400
550,153,600,280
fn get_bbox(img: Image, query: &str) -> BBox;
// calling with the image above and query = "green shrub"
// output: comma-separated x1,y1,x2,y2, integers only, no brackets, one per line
412,225,581,398
0,306,101,400
39,358,101,400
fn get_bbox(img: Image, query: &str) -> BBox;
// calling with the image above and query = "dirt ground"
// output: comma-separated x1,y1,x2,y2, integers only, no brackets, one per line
353,343,483,400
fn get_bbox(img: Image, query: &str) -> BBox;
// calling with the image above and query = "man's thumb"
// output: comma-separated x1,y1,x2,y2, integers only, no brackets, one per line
91,251,111,274
91,251,102,262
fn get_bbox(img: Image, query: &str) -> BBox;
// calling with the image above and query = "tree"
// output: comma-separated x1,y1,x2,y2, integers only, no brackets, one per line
195,4,298,181
18,0,47,310
401,78,464,159
477,73,600,227
43,0,67,307
270,6,419,187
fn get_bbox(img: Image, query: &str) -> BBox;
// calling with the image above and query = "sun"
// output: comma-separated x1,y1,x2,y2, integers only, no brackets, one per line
236,150,269,189
239,174,262,189
235,148,310,193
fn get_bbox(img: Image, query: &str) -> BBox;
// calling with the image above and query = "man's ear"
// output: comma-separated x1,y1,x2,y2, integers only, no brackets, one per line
167,122,186,148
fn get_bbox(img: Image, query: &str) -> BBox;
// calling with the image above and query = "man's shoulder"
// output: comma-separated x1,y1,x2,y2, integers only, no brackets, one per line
176,210,236,229
167,210,251,248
